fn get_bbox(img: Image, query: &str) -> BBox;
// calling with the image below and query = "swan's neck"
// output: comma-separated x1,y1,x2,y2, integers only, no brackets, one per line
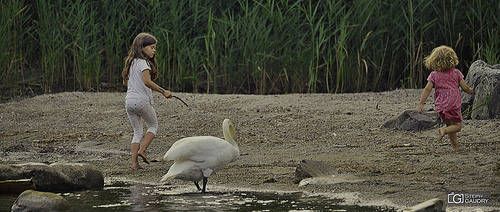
222,121,238,149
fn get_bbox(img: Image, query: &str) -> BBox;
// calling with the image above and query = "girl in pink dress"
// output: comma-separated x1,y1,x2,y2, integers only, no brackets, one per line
418,45,473,151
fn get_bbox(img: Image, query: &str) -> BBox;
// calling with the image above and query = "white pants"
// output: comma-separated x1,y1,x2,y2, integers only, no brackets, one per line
125,98,158,143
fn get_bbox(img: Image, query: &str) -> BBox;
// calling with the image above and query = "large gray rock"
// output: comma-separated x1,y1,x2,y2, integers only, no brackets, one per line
11,190,70,212
0,162,103,193
381,110,440,131
461,60,500,119
487,82,500,118
19,163,75,192
50,162,104,191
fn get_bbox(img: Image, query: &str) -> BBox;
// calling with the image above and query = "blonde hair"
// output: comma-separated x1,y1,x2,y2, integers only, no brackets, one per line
122,32,158,81
424,45,459,71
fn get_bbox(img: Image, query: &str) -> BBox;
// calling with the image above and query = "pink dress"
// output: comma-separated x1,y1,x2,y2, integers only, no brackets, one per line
427,68,464,122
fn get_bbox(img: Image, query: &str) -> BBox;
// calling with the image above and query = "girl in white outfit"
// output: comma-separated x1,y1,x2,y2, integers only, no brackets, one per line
122,32,172,170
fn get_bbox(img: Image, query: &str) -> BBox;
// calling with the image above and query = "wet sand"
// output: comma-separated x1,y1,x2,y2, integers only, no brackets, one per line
1,90,499,210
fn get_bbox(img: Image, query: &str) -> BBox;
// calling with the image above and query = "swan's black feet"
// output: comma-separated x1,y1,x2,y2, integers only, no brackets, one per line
194,181,202,191
193,177,208,193
201,177,208,193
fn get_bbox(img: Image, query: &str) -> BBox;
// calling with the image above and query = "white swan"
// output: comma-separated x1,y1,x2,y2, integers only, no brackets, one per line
160,119,239,192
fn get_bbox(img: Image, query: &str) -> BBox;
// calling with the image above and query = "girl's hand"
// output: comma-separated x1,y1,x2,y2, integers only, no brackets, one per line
459,79,473,94
418,104,424,114
418,81,433,114
162,90,173,98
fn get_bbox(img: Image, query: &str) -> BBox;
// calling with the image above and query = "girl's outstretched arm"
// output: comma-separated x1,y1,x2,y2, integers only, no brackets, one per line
418,82,434,114
142,69,173,98
459,79,473,94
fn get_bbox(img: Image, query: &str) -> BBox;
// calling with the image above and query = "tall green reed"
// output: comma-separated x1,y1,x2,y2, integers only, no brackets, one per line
153,0,207,92
464,0,499,65
401,0,434,89
1,0,500,96
482,29,500,64
68,0,102,91
101,0,134,86
238,0,269,94
34,0,68,93
0,0,31,91
204,8,217,93
300,0,325,93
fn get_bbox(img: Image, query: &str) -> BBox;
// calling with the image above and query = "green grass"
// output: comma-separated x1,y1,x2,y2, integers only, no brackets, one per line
0,0,499,96
0,0,32,93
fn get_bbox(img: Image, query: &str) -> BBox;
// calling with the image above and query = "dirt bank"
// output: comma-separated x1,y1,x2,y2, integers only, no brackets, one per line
1,90,499,210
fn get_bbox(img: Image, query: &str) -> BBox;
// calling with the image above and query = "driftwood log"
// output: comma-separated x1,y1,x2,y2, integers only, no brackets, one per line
295,160,338,183
0,179,36,194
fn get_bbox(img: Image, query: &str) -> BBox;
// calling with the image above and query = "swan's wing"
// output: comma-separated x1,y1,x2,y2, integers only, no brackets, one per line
164,136,231,162
160,159,203,182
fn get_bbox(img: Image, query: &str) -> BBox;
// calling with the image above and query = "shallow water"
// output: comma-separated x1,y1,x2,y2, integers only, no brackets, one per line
1,181,395,211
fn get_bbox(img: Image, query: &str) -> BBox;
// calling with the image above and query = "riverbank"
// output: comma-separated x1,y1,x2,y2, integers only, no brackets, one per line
1,90,499,210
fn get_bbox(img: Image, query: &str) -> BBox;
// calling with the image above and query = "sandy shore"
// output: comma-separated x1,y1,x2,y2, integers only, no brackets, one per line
1,90,499,210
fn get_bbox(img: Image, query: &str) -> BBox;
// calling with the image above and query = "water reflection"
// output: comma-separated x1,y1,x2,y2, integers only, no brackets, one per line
0,181,395,211
124,183,158,211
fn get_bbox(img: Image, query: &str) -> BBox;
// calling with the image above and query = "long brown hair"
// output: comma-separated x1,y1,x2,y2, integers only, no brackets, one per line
122,32,158,81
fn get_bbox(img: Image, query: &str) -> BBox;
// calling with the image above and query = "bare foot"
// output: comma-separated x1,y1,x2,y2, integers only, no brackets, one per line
138,152,150,164
131,165,143,170
438,128,445,141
